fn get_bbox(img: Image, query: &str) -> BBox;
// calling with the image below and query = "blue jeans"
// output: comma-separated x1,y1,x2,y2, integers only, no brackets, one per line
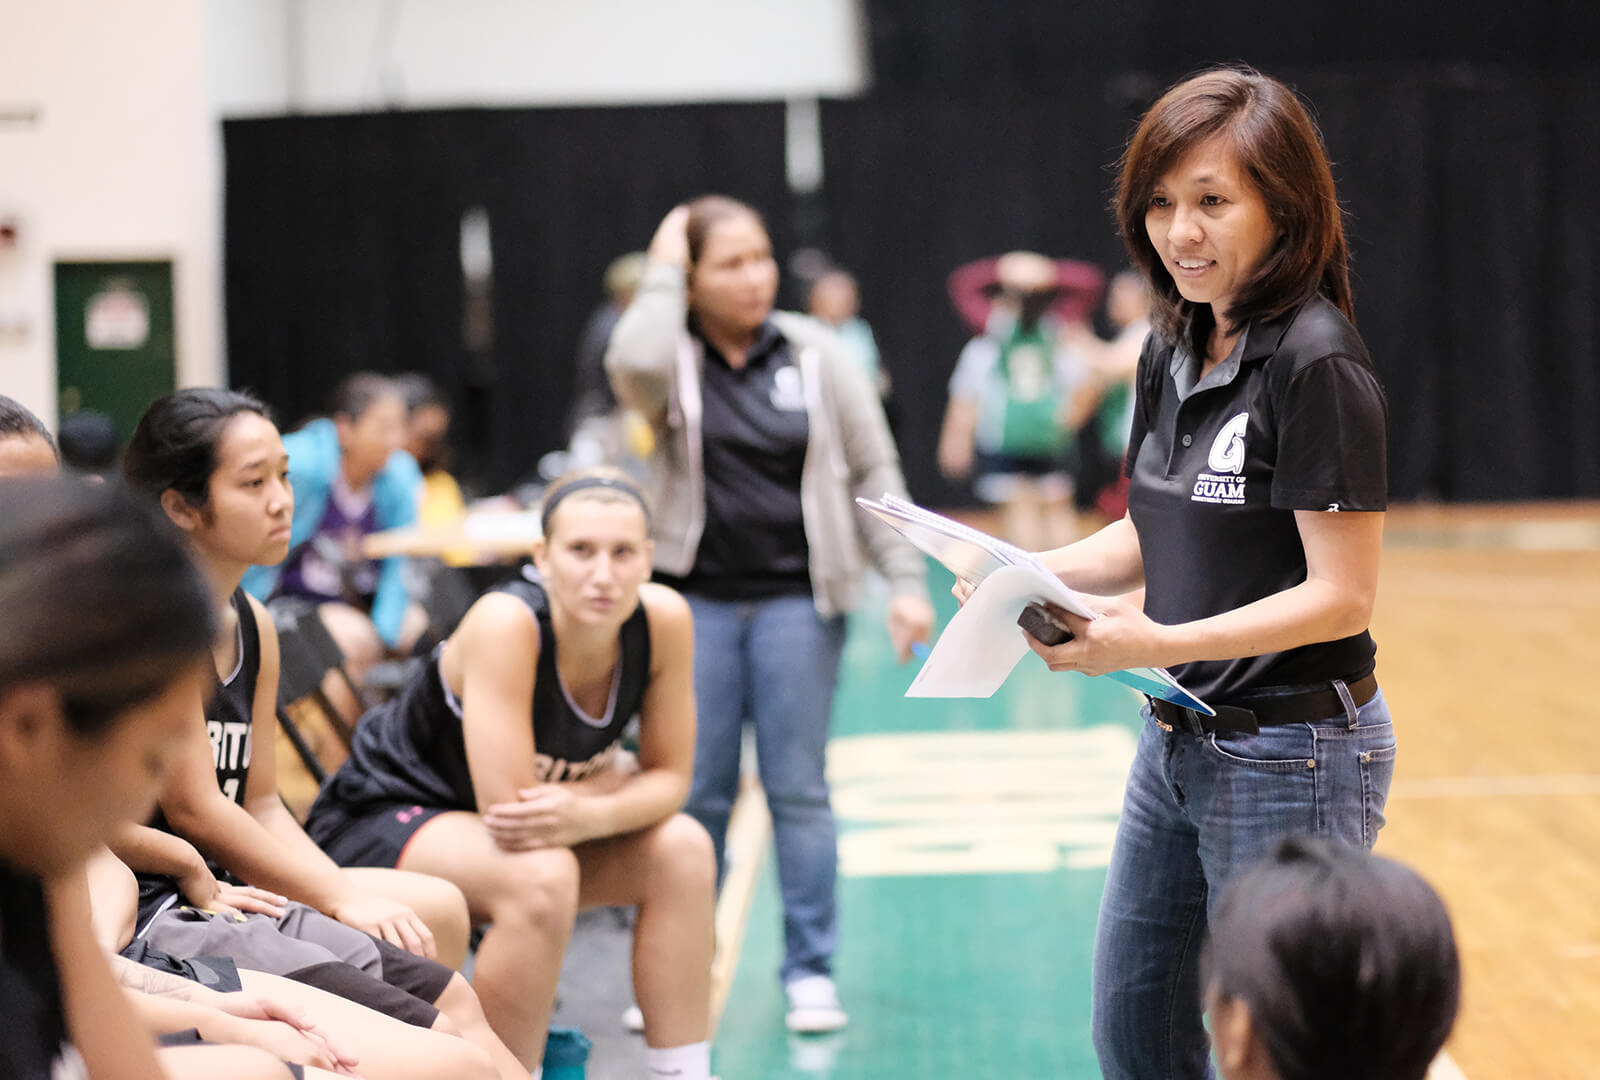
682,592,847,984
1092,685,1396,1080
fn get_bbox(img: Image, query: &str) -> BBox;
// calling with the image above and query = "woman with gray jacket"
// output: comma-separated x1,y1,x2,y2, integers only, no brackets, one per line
607,197,933,1034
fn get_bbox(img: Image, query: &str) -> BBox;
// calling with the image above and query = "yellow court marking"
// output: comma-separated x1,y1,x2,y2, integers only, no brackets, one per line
709,780,772,1035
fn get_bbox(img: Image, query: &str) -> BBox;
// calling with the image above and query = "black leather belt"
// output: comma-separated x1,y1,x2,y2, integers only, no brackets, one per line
1148,672,1379,736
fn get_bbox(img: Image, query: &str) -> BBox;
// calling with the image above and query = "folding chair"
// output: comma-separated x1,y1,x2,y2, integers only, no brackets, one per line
419,561,479,643
358,561,480,692
269,598,364,750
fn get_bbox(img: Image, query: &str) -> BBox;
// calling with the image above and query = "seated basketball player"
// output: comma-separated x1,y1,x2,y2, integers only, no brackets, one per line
306,467,717,1080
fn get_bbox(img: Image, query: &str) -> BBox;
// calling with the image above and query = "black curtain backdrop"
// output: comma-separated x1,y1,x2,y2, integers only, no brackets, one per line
226,104,788,492
809,65,1600,505
224,5,1600,503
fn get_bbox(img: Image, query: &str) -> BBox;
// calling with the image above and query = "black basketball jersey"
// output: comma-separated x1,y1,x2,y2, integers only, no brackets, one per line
0,862,72,1080
136,589,261,921
329,568,653,813
207,589,259,806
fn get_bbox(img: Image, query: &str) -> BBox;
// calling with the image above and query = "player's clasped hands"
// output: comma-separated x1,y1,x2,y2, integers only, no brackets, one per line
483,785,597,852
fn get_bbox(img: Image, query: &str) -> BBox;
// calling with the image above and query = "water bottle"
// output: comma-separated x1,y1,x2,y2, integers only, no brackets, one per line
542,1026,592,1080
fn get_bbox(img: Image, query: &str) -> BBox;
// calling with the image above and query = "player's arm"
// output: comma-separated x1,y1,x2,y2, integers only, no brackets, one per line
44,868,168,1080
573,585,696,839
1036,515,1146,596
239,597,351,868
454,593,545,814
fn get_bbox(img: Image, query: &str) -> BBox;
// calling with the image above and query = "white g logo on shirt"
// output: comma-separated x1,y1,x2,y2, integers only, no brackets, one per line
770,365,806,412
1207,412,1249,475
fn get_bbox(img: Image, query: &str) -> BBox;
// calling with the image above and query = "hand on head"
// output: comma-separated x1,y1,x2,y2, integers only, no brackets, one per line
994,251,1059,295
648,205,691,269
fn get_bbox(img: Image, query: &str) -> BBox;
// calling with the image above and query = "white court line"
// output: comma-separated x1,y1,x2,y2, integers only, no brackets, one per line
706,785,1479,1079
1389,775,1600,799
1386,519,1600,551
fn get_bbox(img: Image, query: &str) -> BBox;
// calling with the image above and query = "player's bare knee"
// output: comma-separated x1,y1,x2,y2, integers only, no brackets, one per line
460,1044,499,1080
429,1005,463,1037
646,813,716,891
495,847,581,930
424,1007,496,1080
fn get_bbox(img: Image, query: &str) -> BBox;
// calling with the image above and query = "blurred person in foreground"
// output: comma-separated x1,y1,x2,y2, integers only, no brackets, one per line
0,474,335,1080
607,196,934,1033
988,66,1393,1079
1204,836,1459,1080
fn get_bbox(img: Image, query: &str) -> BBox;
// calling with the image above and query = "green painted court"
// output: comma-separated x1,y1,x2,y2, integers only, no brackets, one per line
713,563,1145,1078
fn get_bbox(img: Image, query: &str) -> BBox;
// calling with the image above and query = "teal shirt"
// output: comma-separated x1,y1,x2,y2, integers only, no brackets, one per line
240,418,421,648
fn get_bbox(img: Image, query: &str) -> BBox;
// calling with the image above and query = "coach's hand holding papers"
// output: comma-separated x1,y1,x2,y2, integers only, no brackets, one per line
857,494,1211,713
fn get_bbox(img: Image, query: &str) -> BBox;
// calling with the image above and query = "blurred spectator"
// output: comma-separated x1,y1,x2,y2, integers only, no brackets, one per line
57,408,119,477
395,372,465,525
242,373,426,704
937,251,1104,549
0,395,59,477
807,269,886,396
1204,836,1460,1080
570,252,647,436
565,253,652,474
1066,269,1150,520
608,197,933,1035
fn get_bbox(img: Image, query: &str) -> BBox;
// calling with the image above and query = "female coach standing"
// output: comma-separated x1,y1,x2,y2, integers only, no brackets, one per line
1017,67,1394,1077
607,196,933,1032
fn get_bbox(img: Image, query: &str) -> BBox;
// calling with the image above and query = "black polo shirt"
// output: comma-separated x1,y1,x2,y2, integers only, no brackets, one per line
660,319,812,600
1124,296,1388,703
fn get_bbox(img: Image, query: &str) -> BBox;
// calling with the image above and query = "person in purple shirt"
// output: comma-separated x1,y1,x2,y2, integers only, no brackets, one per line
242,374,426,721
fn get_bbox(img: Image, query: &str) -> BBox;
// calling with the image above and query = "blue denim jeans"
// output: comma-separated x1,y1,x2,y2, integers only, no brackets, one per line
1092,685,1396,1080
682,592,847,984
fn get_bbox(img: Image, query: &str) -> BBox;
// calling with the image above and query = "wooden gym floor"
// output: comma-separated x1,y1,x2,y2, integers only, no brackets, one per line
709,500,1600,1079
278,501,1600,1078
1373,501,1600,1080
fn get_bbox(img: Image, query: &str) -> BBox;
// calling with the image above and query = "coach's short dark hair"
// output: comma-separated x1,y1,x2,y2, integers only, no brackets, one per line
1115,65,1352,355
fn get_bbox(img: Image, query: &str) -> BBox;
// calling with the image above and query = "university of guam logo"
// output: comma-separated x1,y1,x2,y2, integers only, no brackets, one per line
770,364,806,411
1193,411,1249,505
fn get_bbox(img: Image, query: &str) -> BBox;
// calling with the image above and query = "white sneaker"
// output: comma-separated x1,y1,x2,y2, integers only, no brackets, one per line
784,974,848,1033
622,1003,644,1033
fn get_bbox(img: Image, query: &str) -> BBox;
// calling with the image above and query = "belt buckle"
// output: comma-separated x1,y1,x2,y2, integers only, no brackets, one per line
1178,708,1209,738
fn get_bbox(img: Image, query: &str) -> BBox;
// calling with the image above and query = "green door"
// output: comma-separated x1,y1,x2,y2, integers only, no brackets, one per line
54,260,176,446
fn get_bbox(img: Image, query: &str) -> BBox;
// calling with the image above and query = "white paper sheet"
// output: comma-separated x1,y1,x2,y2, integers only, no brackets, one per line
860,494,1213,713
